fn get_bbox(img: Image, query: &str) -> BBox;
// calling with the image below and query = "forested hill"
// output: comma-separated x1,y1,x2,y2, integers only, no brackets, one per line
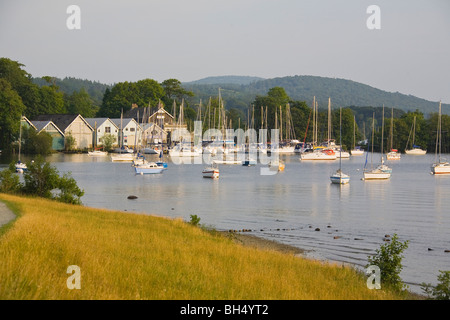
184,75,449,116
32,76,112,106
185,75,264,85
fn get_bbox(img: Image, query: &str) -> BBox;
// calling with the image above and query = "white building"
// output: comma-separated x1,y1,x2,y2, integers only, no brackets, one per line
85,118,119,148
110,118,143,149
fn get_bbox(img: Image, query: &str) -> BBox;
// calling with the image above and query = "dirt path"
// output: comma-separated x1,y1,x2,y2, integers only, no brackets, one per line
0,201,16,229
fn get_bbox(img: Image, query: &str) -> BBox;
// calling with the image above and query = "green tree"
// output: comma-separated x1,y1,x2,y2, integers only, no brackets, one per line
98,79,165,118
21,126,53,155
65,132,76,151
38,84,66,114
0,164,21,193
253,87,291,131
22,157,60,198
54,172,85,205
65,88,98,117
21,157,84,204
99,133,116,151
421,271,450,300
161,79,194,105
0,58,40,118
0,79,26,150
366,234,409,292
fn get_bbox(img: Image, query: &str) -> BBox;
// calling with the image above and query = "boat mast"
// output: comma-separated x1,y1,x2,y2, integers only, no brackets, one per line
381,105,385,162
312,96,316,146
328,98,331,146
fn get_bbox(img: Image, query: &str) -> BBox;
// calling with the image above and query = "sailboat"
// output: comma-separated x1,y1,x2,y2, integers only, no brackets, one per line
300,97,337,160
363,110,391,180
15,116,27,172
350,116,364,156
330,107,350,184
111,110,134,162
405,116,427,155
431,101,450,174
386,108,401,160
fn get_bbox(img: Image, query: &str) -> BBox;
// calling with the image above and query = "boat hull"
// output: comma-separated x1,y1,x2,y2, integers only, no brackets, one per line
111,155,134,162
405,149,427,155
202,168,219,179
363,171,391,180
431,163,450,174
134,164,165,174
300,151,336,160
350,149,364,156
330,175,350,184
386,152,401,160
88,151,108,156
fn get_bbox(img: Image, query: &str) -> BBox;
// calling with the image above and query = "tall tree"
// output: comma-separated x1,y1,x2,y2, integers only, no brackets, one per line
65,88,98,117
161,79,194,106
98,79,165,118
0,79,26,150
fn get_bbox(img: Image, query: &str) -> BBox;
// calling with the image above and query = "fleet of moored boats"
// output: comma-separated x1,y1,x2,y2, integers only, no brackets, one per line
13,102,450,180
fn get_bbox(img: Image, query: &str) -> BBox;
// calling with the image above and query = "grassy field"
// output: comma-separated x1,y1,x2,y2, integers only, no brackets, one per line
0,193,405,300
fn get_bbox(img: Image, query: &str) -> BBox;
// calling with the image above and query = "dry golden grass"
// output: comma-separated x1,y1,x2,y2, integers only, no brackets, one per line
0,193,404,300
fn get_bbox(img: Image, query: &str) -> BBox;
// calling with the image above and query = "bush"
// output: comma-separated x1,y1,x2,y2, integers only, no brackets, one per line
0,156,84,205
188,214,201,226
0,164,21,193
22,127,53,155
99,133,116,151
421,271,450,300
366,234,409,292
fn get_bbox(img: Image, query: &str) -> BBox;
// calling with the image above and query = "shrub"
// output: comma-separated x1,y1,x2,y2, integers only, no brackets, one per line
0,156,85,205
188,214,201,226
421,271,450,300
366,234,409,292
0,164,21,193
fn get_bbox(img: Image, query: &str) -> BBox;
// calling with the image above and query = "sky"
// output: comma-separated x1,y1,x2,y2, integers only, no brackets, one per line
1,0,449,103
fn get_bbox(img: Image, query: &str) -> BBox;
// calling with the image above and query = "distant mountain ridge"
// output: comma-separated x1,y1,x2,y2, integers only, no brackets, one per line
184,75,449,116
185,75,265,85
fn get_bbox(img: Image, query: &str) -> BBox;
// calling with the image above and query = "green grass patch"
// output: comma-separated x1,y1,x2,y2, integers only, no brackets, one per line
0,193,406,300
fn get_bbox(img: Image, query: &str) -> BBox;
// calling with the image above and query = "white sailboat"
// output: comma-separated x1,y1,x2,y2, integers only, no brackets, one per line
300,97,337,161
363,110,391,180
431,101,450,174
350,116,364,156
15,116,27,172
405,116,427,155
330,108,350,184
111,110,134,162
386,108,401,160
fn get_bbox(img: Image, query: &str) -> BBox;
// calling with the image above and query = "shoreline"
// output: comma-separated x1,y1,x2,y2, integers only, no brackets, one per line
0,196,426,299
220,230,306,256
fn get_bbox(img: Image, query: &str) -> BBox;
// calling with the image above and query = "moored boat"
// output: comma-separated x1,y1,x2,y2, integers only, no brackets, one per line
134,162,165,174
202,166,219,179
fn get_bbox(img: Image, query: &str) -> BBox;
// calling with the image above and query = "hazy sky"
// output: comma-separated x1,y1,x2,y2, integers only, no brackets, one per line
1,0,449,103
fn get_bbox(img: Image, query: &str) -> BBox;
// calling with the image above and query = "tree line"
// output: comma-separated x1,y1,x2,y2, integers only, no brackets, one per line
1,57,449,154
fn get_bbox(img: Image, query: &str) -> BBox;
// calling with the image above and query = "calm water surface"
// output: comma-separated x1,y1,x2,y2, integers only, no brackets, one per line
2,151,449,294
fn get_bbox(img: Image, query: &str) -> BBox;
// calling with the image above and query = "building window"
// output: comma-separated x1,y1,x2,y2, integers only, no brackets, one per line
130,128,135,132
105,127,111,133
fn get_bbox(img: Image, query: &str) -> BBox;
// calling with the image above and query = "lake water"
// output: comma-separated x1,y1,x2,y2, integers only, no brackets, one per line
2,151,450,295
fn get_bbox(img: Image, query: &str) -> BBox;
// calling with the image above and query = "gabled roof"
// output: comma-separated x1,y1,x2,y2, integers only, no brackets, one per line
33,114,93,132
141,122,166,133
85,118,119,130
150,106,174,120
21,116,37,130
31,120,65,136
110,118,142,130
